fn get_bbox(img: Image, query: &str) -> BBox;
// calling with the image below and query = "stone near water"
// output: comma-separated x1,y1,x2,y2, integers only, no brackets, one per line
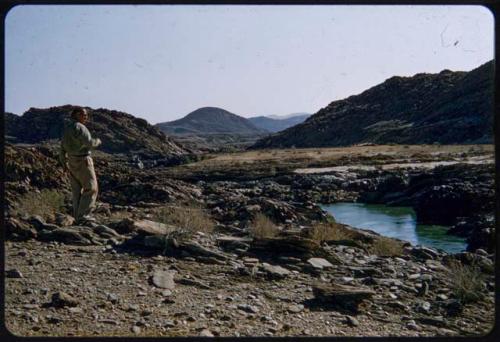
152,270,176,290
307,258,334,270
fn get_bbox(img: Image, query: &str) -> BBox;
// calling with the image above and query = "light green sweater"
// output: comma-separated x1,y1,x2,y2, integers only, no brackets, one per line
59,119,100,165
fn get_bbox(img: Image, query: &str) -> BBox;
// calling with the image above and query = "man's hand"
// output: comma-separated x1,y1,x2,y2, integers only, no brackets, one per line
94,138,102,147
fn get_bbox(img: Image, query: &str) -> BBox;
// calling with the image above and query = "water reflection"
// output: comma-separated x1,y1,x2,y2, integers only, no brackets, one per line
321,202,466,254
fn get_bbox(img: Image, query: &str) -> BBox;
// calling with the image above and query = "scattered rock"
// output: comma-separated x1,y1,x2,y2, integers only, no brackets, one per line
288,304,304,313
237,304,259,314
307,257,334,270
199,328,214,337
6,269,23,278
260,263,291,279
50,292,79,308
151,270,176,290
313,283,375,312
345,315,359,327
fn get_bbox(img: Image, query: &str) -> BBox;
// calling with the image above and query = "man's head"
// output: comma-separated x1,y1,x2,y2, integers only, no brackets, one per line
70,107,89,124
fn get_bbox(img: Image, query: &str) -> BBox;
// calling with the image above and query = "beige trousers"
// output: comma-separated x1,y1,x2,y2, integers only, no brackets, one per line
67,156,98,220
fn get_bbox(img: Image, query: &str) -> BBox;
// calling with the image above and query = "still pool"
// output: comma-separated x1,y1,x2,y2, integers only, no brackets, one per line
321,202,467,254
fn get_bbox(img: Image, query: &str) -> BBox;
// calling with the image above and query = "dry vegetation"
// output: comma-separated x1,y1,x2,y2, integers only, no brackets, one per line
447,260,486,303
14,189,66,221
249,213,280,239
370,237,404,257
174,144,494,177
154,205,215,239
308,222,353,243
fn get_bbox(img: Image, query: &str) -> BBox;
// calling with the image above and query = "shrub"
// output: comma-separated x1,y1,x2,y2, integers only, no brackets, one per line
154,205,215,240
14,189,66,220
250,213,280,239
370,237,404,257
309,222,352,243
447,260,486,303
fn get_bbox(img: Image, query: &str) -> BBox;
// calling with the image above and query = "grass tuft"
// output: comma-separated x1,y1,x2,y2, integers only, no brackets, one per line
249,213,280,239
370,237,404,257
447,260,486,303
14,189,66,220
154,204,215,240
308,222,353,243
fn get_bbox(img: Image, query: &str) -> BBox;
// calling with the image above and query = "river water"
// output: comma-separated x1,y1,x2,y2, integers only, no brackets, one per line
321,202,467,254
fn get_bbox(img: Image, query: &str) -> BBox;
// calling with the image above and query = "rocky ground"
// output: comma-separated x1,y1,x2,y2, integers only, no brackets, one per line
4,143,496,337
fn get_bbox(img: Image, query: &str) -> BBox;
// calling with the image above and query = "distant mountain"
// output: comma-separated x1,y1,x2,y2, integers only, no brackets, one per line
156,107,267,135
248,113,311,133
252,60,493,149
267,112,311,120
5,105,189,159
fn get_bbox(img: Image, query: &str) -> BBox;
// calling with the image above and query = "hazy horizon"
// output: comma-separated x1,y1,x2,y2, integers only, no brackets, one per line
6,5,494,124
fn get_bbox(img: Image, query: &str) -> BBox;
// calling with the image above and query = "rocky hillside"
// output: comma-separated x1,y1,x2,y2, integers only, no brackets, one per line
248,113,311,133
156,107,267,135
5,105,189,159
252,61,493,148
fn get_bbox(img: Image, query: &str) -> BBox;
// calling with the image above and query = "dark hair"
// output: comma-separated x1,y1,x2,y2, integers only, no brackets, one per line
70,107,86,119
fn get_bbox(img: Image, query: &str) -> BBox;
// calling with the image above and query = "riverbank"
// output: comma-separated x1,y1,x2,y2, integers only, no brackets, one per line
4,143,495,337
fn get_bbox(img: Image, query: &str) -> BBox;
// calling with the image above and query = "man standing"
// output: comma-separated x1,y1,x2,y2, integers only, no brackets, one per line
59,107,102,224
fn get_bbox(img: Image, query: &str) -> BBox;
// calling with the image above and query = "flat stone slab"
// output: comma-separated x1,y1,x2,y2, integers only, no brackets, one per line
152,270,176,290
313,283,375,312
307,258,334,270
261,263,291,279
133,220,175,235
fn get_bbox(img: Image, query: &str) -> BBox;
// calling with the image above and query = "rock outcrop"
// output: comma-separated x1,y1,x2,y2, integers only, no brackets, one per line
5,105,190,160
252,61,493,148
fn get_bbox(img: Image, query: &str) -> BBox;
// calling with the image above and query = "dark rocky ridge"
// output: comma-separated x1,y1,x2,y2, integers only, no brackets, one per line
156,107,267,135
252,61,493,148
5,105,190,160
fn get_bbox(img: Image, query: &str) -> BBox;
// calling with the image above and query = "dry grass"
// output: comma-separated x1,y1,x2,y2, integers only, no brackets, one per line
249,213,280,239
154,205,215,239
308,222,353,243
447,260,486,303
167,144,494,180
370,237,404,257
14,189,66,220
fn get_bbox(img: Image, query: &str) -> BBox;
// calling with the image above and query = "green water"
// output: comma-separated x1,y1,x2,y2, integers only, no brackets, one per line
321,202,467,254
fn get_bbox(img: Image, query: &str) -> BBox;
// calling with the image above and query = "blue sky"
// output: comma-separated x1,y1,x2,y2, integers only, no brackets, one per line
5,5,494,123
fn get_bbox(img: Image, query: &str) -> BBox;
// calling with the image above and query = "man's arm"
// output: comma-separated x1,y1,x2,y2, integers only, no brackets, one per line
59,143,68,169
76,124,102,149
